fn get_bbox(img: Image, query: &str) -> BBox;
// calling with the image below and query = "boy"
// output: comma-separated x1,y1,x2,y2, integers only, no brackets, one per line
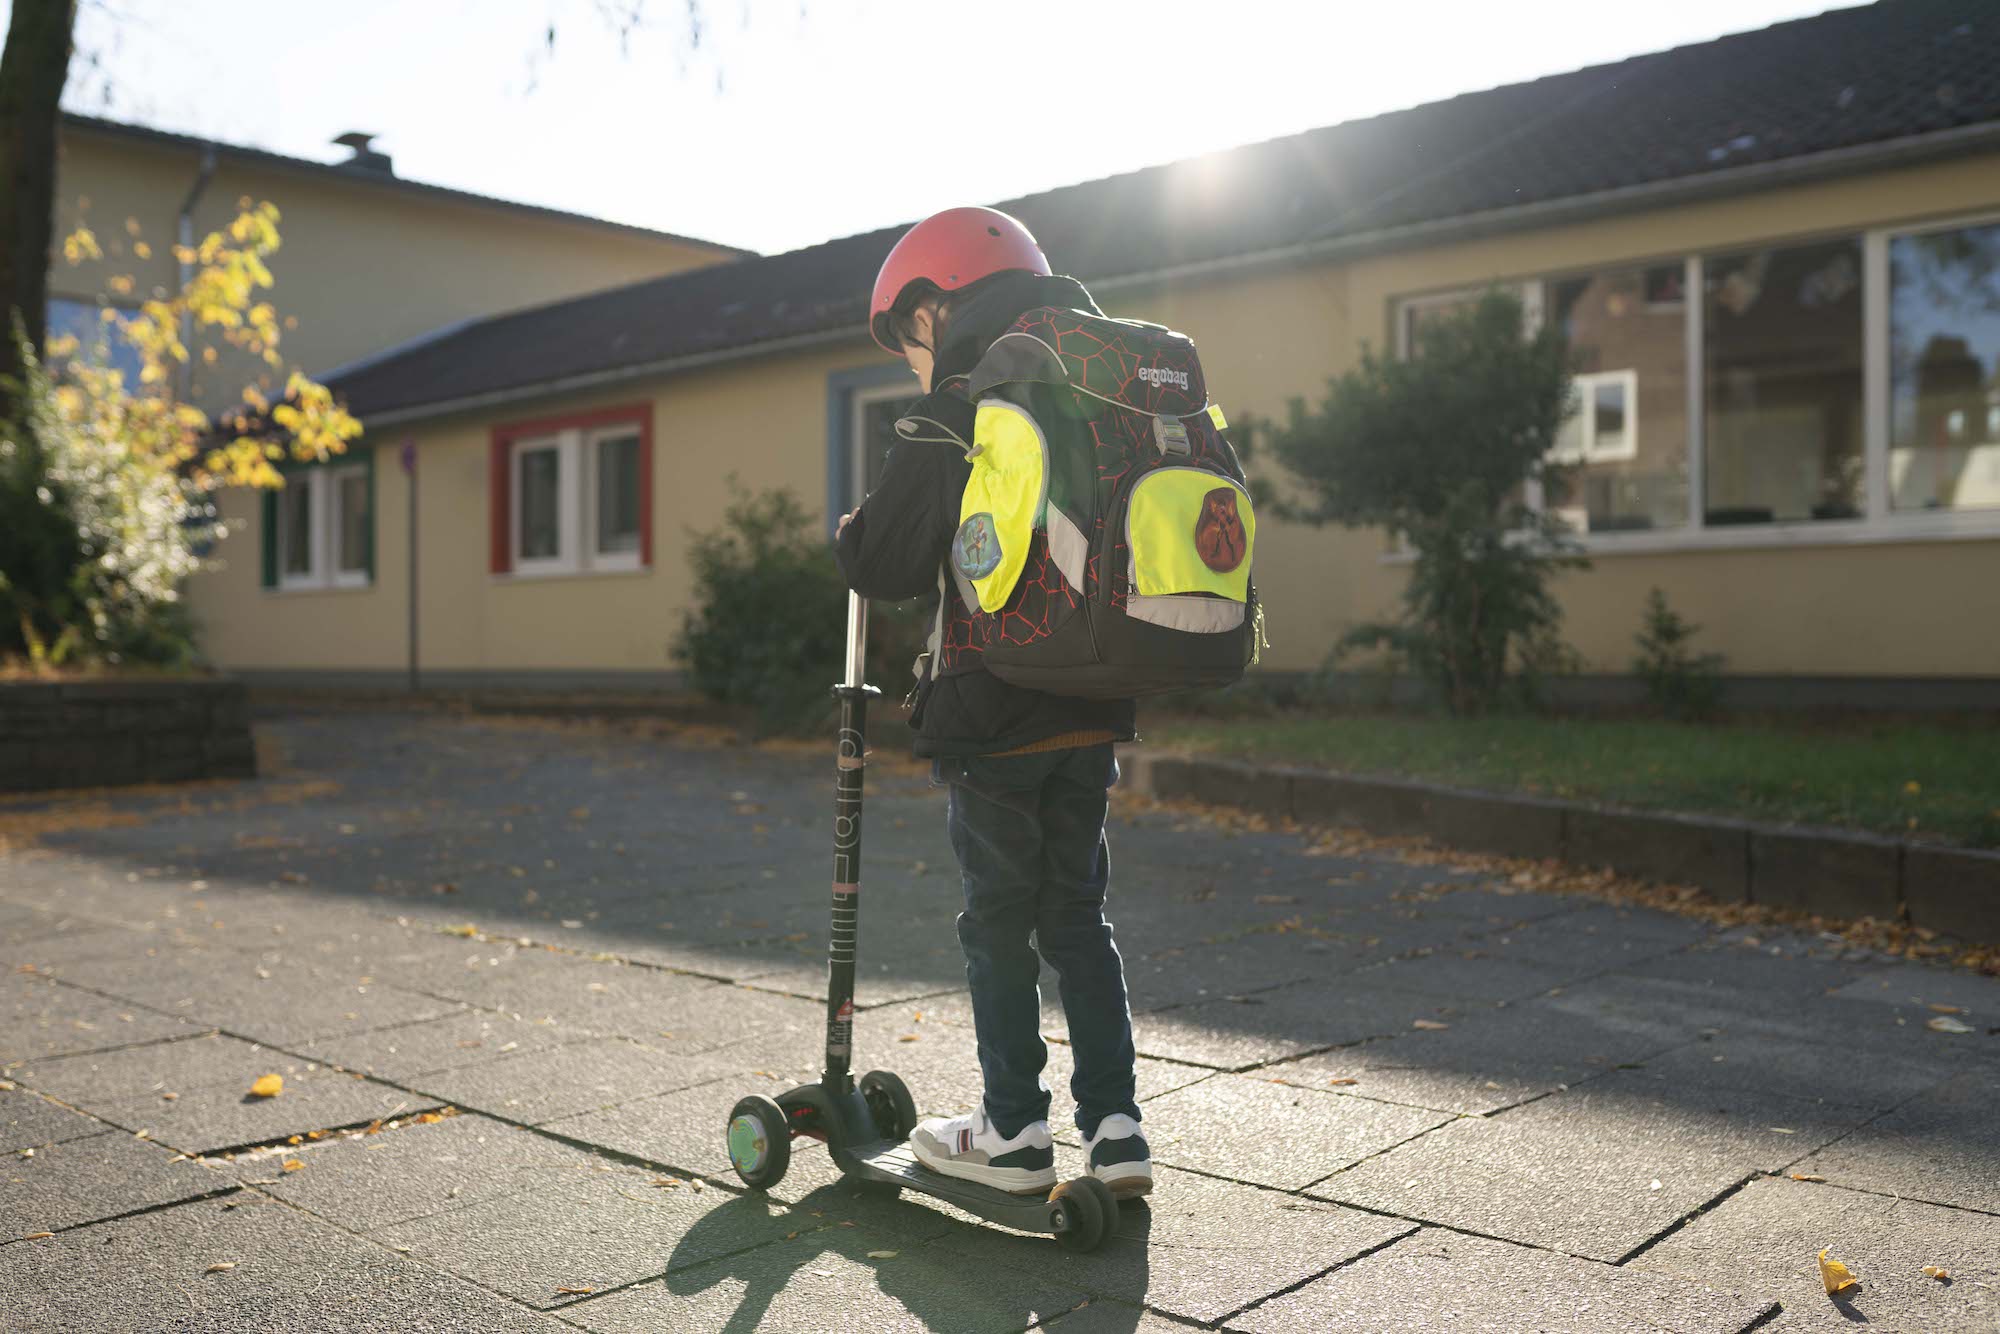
832,206,1151,1199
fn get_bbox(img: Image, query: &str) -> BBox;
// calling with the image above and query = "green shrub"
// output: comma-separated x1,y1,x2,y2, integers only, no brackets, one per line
1267,290,1586,714
674,482,928,735
1633,587,1724,719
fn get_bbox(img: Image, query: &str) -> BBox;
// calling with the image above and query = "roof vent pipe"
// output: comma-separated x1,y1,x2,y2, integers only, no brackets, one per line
333,132,394,176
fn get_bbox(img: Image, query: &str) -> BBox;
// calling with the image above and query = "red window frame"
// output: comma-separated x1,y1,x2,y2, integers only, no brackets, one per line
489,402,654,574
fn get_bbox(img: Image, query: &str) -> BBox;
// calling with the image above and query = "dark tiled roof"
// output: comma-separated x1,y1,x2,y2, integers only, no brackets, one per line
331,0,2000,419
62,114,753,257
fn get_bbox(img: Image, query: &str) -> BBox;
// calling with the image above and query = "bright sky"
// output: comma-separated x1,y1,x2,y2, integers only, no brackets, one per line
27,0,1850,256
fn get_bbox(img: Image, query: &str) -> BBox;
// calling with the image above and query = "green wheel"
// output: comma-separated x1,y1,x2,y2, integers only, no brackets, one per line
726,1094,790,1190
859,1070,919,1142
1051,1175,1115,1252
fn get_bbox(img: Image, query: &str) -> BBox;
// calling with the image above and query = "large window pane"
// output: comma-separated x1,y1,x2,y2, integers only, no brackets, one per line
1890,223,2000,511
596,433,641,554
1703,238,1864,524
519,447,561,560
281,477,314,577
1544,268,1689,533
336,471,369,575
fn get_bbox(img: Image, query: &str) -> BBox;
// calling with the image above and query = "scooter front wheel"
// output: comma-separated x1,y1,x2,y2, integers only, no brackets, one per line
859,1069,919,1142
726,1094,791,1190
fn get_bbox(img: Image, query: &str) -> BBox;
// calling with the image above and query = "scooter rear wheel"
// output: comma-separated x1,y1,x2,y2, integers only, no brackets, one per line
1050,1176,1116,1252
726,1094,791,1190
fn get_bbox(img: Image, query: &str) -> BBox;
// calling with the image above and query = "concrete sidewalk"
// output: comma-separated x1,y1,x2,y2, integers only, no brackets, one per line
3,711,1997,1332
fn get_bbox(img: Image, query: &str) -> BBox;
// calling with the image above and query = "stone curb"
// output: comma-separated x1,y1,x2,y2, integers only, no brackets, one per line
0,677,256,793
1124,751,1999,942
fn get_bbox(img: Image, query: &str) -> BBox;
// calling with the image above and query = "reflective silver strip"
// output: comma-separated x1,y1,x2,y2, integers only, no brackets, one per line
1125,593,1246,633
1046,505,1088,591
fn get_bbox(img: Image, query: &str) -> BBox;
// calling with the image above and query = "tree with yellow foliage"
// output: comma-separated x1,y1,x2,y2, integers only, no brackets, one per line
1,201,361,669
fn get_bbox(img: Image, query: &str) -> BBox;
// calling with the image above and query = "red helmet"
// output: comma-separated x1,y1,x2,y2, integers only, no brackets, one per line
870,206,1050,355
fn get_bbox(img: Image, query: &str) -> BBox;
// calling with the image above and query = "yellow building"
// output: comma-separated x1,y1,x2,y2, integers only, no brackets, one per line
46,114,747,417
190,2,2000,707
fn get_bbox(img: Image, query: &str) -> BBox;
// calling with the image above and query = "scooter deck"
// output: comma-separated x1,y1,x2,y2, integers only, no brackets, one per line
834,1138,1066,1236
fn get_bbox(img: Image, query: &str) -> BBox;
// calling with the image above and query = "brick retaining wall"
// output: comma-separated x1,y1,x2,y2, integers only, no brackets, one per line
0,679,256,792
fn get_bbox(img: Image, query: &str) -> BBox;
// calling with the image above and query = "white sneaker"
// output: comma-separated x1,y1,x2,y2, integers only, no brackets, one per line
909,1110,1056,1194
1082,1113,1153,1198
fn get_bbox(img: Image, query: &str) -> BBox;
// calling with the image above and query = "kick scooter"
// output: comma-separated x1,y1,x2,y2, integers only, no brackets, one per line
722,593,1118,1251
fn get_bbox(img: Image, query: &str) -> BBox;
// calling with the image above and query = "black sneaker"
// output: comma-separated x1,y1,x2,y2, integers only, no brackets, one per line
1082,1113,1152,1198
909,1110,1056,1194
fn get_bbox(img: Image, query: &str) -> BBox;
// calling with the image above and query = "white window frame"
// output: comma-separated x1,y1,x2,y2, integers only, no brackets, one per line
273,463,370,593
1551,369,1640,465
1383,216,2000,561
508,426,647,579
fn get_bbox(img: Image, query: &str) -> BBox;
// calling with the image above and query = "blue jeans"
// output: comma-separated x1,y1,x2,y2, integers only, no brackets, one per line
935,743,1140,1139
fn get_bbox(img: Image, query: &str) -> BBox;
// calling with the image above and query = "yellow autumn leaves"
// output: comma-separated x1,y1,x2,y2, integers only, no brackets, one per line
248,1073,283,1098
51,202,362,494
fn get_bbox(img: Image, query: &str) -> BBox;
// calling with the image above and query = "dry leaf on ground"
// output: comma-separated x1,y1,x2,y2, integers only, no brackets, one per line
867,1250,898,1259
1790,1173,1827,1183
556,1286,594,1295
280,1159,304,1173
1926,1016,1974,1034
1923,1265,1950,1281
1927,1004,1964,1014
248,1074,283,1098
1818,1247,1859,1296
1412,1019,1450,1031
23,1232,53,1240
1327,1078,1358,1086
205,1262,236,1274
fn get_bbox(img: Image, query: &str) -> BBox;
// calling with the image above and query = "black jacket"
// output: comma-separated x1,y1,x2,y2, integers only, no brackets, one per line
833,273,1137,757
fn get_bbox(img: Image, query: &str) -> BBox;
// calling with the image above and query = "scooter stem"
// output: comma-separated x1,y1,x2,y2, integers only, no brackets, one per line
824,592,879,1095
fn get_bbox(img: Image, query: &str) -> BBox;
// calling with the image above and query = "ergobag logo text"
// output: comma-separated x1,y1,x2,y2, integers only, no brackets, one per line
1136,366,1190,390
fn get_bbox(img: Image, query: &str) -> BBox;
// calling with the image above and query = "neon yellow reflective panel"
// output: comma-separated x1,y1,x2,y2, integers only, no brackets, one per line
960,400,1047,612
1130,469,1255,601
1207,404,1228,431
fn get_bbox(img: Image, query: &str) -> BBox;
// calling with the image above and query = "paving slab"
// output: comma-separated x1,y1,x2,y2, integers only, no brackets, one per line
537,1073,793,1177
1313,1070,1876,1262
1629,1031,1958,1112
1623,940,1872,1000
1464,901,1716,969
1266,997,1687,1115
1135,1075,1451,1191
88,1067,440,1156
1039,1300,1193,1333
1635,1175,2000,1334
12,1031,327,1109
1350,950,1583,1004
387,946,716,1025
569,1220,1090,1333
376,1169,798,1310
406,1037,750,1125
1796,1068,2000,1213
49,949,464,1047
1130,979,1480,1071
937,1164,1414,1325
1827,963,2000,1022
1,1130,230,1236
1228,1226,1777,1334
0,1189,558,1332
293,1008,577,1081
252,1111,622,1232
0,1084,105,1152
0,976,199,1066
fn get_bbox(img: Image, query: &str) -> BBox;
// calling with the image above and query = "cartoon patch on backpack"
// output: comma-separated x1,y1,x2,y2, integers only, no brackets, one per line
953,512,1003,580
1194,488,1247,573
